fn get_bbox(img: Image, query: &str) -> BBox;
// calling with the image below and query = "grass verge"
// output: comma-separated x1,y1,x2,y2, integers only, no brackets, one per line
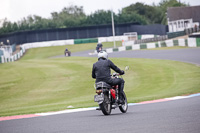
0,43,199,116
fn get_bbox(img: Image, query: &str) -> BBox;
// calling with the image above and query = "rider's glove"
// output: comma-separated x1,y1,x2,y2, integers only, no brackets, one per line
120,70,125,75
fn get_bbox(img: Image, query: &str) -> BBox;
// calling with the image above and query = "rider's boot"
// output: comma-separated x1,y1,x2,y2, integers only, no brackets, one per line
96,106,101,110
118,80,125,104
118,93,124,104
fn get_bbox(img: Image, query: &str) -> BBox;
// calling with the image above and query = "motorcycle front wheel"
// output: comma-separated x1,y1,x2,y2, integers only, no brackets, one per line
100,93,111,115
119,92,128,113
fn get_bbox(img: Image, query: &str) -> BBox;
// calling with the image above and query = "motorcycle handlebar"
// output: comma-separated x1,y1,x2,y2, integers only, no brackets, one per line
112,73,121,77
112,66,129,77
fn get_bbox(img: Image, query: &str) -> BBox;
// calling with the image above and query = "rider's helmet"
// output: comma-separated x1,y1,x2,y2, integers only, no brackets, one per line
97,43,103,47
98,51,108,59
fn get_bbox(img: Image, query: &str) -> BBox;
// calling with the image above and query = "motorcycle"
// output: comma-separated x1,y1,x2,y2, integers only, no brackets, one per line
64,50,71,57
94,66,129,115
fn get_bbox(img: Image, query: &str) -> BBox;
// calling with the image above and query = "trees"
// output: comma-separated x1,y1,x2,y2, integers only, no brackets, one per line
121,0,187,25
158,0,188,24
84,10,112,25
117,12,148,25
52,5,86,28
0,19,16,34
0,0,189,35
122,2,162,24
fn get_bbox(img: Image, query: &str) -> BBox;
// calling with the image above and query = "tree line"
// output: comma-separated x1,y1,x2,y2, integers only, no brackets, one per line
0,0,187,35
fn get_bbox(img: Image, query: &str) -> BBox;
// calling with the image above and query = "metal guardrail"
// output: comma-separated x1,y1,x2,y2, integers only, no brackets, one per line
134,35,168,44
134,27,200,45
168,27,200,39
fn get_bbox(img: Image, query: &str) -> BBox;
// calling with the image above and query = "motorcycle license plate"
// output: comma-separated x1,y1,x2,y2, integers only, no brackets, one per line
94,94,104,102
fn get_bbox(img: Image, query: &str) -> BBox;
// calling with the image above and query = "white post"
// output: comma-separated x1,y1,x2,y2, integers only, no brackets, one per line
17,53,20,59
20,50,23,56
4,57,7,63
14,54,17,60
10,56,14,62
111,10,116,48
1,56,4,63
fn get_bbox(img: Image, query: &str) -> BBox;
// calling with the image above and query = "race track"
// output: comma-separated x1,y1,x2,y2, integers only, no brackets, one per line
1,96,200,133
70,47,200,65
1,47,200,133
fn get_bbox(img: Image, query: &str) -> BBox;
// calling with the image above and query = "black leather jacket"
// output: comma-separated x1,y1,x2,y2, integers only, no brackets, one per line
92,58,124,82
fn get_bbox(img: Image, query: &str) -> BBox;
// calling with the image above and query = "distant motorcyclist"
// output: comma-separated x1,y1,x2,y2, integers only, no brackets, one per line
64,48,71,56
96,43,103,53
92,51,125,104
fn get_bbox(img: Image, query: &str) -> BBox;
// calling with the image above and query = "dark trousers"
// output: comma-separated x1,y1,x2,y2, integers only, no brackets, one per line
107,78,125,94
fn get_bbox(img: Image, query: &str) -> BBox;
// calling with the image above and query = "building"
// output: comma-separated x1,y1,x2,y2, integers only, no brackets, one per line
167,5,200,32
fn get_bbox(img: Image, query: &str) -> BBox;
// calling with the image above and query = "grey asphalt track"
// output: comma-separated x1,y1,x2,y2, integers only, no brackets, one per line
67,47,200,65
0,96,200,133
106,47,200,65
1,47,200,133
53,47,200,65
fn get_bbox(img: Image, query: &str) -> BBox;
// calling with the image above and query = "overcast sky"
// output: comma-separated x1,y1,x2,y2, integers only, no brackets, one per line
1,0,200,22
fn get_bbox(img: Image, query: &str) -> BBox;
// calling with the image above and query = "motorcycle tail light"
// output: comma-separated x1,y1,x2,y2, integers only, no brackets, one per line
96,90,102,95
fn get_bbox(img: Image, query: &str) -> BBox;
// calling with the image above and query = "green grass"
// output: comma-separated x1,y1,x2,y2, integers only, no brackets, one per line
22,41,122,60
148,46,188,50
0,43,200,116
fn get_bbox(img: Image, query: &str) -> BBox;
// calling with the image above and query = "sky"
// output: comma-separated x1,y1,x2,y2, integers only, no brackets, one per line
0,0,200,22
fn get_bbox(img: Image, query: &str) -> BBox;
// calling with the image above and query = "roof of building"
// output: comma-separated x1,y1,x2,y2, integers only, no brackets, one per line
167,5,200,22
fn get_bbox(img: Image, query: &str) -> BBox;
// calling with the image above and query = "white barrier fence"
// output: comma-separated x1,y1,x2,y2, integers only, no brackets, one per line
104,37,199,53
98,36,128,43
0,37,199,63
23,39,74,49
0,39,74,63
188,38,197,47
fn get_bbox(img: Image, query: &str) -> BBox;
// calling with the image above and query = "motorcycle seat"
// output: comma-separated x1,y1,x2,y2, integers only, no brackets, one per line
95,81,112,89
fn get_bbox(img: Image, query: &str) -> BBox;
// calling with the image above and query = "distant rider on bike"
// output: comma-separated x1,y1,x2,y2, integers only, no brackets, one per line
92,51,125,104
96,43,103,53
64,48,71,56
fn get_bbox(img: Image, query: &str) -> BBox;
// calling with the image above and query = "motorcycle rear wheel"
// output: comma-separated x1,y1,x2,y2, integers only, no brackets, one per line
119,92,128,113
100,93,111,115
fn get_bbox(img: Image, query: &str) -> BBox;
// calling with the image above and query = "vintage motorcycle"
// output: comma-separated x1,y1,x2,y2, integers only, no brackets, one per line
94,66,129,115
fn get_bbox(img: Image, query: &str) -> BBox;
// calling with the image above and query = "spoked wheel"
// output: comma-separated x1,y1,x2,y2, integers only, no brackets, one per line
100,93,111,115
119,92,128,113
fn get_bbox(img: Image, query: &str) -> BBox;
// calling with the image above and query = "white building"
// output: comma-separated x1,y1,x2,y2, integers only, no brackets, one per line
167,6,200,32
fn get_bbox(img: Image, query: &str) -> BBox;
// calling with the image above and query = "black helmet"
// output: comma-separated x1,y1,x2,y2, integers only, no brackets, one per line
97,43,103,47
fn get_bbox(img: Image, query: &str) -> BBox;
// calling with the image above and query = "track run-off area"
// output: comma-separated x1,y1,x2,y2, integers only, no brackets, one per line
0,47,200,133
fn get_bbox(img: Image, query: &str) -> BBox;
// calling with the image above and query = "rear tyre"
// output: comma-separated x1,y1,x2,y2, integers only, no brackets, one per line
119,92,128,113
100,93,111,115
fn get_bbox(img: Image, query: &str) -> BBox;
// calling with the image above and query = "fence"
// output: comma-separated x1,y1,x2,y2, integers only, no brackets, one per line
104,38,200,54
134,35,168,44
124,27,200,45
167,26,200,39
1,36,200,64
0,23,168,45
74,38,98,44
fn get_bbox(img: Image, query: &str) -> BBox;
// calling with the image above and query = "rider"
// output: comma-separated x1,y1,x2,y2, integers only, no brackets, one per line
96,43,103,53
92,51,125,104
64,48,71,56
